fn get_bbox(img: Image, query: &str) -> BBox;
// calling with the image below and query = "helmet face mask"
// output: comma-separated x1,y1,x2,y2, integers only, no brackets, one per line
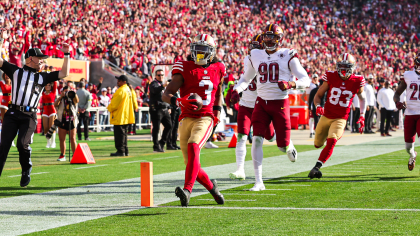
414,55,420,73
263,33,282,51
336,53,356,79
190,34,216,65
248,34,263,54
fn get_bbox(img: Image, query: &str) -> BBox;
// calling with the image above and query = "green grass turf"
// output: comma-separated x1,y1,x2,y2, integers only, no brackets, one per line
30,148,420,236
0,132,315,198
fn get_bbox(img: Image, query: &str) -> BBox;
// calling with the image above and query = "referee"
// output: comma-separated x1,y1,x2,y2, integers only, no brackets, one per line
0,35,70,187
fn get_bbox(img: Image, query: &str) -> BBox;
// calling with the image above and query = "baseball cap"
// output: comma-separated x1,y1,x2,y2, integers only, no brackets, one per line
101,88,107,92
135,86,141,90
115,75,128,82
88,83,93,86
25,48,49,59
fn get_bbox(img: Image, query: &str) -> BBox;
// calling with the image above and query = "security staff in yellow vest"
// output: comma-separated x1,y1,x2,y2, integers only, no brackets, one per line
108,75,138,156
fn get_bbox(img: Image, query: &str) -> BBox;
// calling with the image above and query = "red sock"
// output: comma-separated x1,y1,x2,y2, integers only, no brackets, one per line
196,168,214,191
184,143,201,192
318,138,337,164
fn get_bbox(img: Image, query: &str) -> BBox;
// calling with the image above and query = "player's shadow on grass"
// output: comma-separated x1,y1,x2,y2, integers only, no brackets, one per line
118,213,168,217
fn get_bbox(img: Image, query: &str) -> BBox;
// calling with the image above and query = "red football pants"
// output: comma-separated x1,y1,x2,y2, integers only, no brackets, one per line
404,115,420,143
251,97,290,147
237,105,274,140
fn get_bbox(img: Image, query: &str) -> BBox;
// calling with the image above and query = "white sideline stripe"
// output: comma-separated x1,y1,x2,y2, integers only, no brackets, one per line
8,172,49,178
214,150,231,153
187,206,420,212
74,164,108,169
270,184,311,187
223,193,276,196
0,137,408,235
154,156,179,160
197,199,257,202
120,160,148,164
264,189,292,191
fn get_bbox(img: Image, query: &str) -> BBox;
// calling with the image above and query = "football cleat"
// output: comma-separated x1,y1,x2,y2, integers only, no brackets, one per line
175,187,191,207
205,141,218,149
408,152,417,171
229,170,246,180
209,179,224,204
249,182,265,191
286,145,297,162
308,167,322,179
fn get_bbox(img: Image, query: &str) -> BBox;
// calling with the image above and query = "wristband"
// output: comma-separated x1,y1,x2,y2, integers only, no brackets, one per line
213,106,222,111
170,96,177,106
316,104,321,108
64,53,70,56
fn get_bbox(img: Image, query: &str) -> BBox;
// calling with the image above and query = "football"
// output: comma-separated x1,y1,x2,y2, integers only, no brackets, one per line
188,93,203,111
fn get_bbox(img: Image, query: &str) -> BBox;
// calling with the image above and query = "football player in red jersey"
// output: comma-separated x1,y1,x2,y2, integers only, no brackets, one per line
393,53,420,171
308,53,366,179
162,34,225,207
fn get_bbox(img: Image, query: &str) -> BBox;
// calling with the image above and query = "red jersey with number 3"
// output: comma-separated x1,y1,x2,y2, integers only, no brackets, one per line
322,71,365,119
172,60,226,121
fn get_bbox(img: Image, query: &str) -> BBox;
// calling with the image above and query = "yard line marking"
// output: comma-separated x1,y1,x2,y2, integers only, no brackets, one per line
264,189,292,191
280,185,311,187
120,160,148,164
74,164,108,169
214,150,231,153
8,172,49,178
275,180,420,183
197,199,257,202
223,193,276,196
154,156,179,160
188,206,420,212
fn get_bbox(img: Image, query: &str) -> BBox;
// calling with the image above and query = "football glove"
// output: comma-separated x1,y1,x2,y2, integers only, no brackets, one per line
316,105,324,116
230,90,240,104
278,81,292,91
356,116,365,134
396,101,406,110
176,94,198,111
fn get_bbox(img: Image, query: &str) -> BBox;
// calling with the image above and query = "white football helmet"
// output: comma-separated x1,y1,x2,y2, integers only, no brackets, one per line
190,34,216,65
336,53,356,78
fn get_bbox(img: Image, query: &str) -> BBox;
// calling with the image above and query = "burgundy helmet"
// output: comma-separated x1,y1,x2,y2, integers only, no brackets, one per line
262,23,284,51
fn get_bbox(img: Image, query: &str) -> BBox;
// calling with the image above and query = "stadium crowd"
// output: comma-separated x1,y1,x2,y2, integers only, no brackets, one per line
0,0,418,140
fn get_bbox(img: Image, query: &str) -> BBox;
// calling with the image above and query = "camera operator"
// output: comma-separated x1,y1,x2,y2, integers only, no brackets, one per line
54,86,79,161
149,69,172,152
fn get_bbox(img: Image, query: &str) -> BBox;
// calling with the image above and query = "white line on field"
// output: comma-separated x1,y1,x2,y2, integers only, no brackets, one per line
120,160,148,164
74,164,108,169
154,156,179,160
187,206,420,212
223,193,276,196
8,172,49,178
197,199,257,202
214,150,231,153
263,189,292,191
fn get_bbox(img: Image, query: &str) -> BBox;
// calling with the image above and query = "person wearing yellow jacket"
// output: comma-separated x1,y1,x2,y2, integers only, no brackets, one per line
108,75,138,156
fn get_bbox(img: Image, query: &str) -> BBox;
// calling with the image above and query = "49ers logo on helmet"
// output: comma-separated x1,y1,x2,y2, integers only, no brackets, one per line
262,24,284,51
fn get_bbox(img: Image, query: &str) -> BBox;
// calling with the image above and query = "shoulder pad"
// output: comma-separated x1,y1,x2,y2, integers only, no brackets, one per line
289,48,297,57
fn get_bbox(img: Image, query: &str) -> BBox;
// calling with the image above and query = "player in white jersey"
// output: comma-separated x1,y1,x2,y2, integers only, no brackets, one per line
394,53,420,171
229,34,275,180
231,24,310,191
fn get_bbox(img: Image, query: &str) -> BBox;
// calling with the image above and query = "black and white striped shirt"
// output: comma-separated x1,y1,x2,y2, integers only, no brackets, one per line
0,61,60,108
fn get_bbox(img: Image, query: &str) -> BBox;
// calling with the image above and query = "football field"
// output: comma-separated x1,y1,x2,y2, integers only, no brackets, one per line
0,130,419,235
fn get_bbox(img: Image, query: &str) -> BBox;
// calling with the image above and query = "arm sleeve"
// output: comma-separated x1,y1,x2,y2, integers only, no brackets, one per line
149,81,164,94
358,91,367,115
86,93,92,110
233,57,256,93
40,71,60,86
289,58,310,89
107,91,122,113
0,60,20,79
376,90,384,108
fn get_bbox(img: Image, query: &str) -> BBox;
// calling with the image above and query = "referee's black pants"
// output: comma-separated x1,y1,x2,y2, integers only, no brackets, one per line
114,124,128,154
0,109,37,176
150,108,172,150
77,112,89,140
